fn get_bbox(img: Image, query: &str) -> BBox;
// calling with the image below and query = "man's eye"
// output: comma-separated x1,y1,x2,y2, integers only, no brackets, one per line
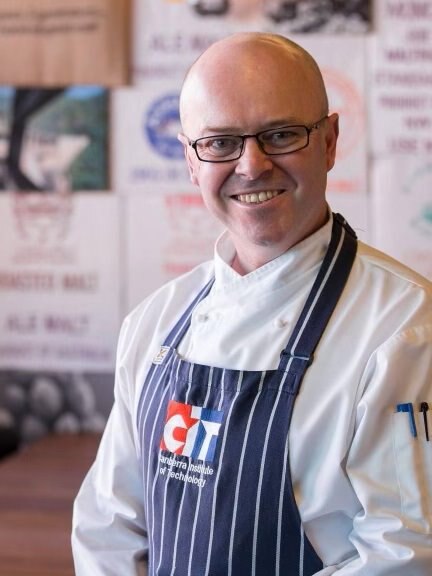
198,137,240,157
207,137,237,151
268,130,300,143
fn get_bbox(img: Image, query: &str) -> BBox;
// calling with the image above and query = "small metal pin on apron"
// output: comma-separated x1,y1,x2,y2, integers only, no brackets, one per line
420,402,429,441
153,346,169,365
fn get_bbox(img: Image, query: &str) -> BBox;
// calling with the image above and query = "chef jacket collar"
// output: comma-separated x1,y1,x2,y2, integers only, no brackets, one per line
213,207,333,292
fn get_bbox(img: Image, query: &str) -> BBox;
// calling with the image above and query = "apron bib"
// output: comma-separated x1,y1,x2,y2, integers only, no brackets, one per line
137,213,357,576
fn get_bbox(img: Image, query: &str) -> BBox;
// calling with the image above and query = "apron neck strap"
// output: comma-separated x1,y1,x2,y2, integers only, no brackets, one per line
278,213,357,391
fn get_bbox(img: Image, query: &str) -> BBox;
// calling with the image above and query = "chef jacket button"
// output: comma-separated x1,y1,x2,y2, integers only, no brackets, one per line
275,318,288,328
196,313,209,323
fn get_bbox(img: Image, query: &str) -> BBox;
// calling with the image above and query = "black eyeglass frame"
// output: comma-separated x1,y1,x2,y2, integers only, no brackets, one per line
184,115,329,163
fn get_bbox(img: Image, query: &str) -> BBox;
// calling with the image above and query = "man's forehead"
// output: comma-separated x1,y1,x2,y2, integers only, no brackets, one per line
192,36,304,76
182,40,319,110
182,44,307,107
180,34,328,133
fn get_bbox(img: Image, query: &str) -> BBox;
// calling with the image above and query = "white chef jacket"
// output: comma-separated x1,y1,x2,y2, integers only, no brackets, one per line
72,215,432,575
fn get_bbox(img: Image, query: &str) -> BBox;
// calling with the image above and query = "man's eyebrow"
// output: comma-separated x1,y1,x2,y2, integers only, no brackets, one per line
198,119,303,135
263,118,304,129
197,127,239,135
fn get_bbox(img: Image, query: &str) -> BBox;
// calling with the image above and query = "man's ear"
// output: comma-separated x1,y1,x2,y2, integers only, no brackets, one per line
178,133,199,187
325,113,339,172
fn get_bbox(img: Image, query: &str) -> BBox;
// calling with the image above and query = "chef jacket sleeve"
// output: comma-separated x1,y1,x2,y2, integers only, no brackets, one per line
72,316,148,576
328,323,432,575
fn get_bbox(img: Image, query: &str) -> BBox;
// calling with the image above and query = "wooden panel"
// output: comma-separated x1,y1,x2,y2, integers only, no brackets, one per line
0,433,101,575
0,0,130,86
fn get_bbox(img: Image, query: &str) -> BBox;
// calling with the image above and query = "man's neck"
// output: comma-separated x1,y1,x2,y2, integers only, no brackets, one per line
229,209,331,276
230,245,286,276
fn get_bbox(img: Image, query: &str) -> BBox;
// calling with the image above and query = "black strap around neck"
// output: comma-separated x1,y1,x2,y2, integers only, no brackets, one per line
279,213,357,393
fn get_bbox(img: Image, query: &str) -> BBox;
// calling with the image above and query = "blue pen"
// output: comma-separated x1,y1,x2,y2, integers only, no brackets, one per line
397,403,417,438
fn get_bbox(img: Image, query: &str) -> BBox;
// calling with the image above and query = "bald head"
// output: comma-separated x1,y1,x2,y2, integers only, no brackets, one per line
179,32,329,134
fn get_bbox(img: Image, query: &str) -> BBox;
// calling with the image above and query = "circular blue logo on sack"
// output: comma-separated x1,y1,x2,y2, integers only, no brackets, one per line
145,93,183,159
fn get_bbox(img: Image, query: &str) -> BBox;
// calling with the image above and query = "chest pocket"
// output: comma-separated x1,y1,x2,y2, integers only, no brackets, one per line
392,406,432,530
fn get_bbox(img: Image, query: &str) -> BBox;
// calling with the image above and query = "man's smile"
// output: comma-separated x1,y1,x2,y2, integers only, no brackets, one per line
233,190,284,204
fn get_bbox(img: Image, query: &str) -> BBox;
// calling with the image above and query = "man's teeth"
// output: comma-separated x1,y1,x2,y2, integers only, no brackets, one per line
237,190,281,203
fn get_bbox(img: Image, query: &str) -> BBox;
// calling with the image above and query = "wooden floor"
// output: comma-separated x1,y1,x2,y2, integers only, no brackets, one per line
0,433,101,576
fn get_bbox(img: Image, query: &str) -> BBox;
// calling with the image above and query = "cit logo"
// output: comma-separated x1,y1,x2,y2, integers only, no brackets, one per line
161,400,223,462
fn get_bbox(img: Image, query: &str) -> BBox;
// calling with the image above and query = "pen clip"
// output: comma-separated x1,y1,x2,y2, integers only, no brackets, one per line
420,402,429,441
397,402,417,438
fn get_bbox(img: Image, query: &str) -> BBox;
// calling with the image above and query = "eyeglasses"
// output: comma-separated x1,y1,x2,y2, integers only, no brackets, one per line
184,116,328,163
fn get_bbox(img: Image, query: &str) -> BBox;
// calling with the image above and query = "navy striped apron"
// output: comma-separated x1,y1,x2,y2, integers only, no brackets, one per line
137,213,357,576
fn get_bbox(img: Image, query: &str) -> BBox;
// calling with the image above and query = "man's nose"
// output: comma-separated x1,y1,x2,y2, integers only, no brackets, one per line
234,137,274,180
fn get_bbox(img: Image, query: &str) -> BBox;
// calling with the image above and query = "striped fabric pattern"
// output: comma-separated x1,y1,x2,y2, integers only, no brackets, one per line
137,214,356,576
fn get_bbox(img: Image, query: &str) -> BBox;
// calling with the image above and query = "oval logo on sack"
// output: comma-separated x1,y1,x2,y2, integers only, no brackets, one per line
144,93,183,159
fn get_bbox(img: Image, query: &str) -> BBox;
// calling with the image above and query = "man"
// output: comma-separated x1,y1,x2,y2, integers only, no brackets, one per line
72,33,432,575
